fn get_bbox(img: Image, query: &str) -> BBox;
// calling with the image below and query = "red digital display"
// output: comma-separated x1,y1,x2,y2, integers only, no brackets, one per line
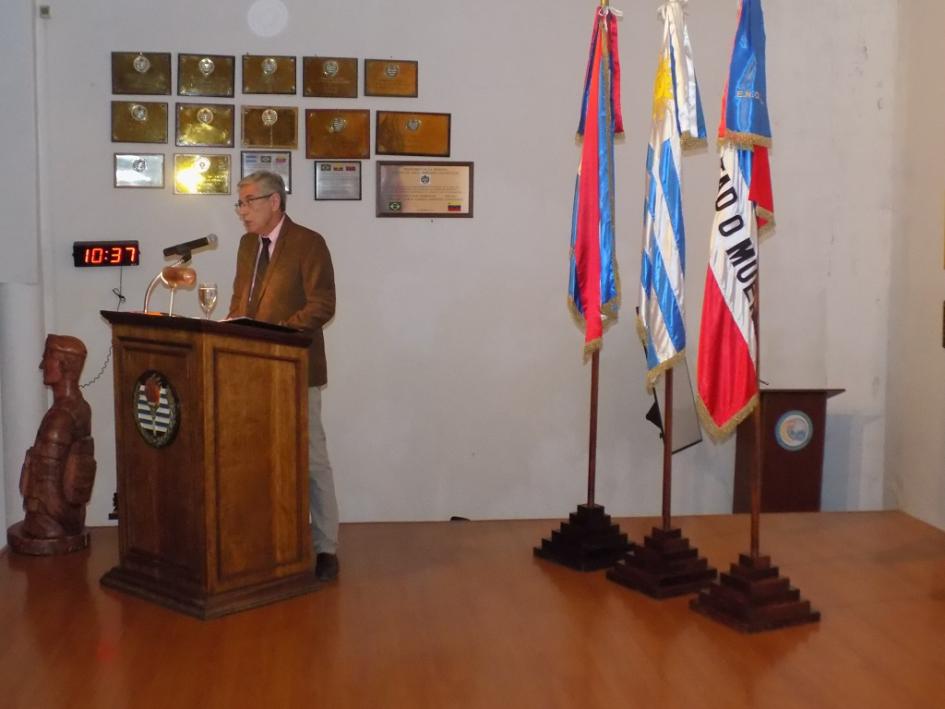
72,241,140,267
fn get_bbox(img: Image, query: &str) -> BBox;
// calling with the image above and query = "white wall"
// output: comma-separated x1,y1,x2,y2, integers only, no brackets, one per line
0,381,5,541
885,1,945,531
0,0,904,526
1,1,49,543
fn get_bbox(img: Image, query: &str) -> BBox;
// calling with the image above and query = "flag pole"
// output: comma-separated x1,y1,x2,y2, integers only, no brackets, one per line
608,360,716,596
689,0,819,631
750,272,762,558
587,0,606,509
661,369,673,531
587,350,600,506
533,0,630,570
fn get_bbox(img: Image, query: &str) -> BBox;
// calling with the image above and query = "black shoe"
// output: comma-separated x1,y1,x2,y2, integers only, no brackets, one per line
315,553,339,581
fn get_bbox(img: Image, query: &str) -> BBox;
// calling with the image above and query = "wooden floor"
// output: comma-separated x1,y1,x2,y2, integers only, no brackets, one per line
1,511,944,708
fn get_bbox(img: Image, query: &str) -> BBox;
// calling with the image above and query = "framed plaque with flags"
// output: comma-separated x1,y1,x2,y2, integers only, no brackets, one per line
376,161,472,218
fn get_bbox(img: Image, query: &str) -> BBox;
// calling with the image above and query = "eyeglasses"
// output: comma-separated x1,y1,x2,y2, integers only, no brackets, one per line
233,193,274,210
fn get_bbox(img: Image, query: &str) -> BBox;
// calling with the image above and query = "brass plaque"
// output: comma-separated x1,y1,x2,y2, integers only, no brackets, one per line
173,154,231,195
111,52,171,95
376,161,473,218
305,109,370,159
241,106,298,149
242,55,296,94
176,103,234,147
302,57,358,98
376,111,450,157
178,54,235,97
364,59,418,97
111,101,168,143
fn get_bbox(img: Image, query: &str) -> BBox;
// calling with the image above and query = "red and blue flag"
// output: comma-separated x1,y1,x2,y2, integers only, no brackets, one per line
568,6,623,358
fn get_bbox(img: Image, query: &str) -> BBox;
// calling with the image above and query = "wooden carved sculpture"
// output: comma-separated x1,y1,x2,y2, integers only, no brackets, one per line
7,334,96,555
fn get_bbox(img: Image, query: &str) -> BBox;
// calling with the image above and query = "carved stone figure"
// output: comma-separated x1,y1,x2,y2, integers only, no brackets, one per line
7,334,96,555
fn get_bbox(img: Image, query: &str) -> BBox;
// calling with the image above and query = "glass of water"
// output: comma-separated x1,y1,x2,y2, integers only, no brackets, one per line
198,282,218,319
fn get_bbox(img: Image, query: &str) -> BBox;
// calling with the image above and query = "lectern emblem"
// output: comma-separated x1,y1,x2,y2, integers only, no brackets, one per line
132,371,180,448
774,410,813,452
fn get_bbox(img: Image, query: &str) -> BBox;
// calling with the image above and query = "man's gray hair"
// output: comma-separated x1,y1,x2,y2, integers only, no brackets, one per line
238,170,287,211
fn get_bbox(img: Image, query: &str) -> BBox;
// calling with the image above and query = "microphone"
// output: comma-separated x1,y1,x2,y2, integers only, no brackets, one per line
163,233,218,257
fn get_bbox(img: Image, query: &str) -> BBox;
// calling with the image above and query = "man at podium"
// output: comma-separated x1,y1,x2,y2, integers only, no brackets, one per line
227,170,340,582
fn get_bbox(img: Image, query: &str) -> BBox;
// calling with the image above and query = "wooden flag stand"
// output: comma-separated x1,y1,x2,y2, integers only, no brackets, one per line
690,282,820,631
534,351,631,570
607,368,717,597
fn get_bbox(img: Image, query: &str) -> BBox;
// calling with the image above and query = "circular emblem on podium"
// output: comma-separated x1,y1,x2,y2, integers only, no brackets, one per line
774,410,813,452
132,371,180,448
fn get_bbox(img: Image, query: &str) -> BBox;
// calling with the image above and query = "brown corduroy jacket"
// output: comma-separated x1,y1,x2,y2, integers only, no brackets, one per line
227,216,335,387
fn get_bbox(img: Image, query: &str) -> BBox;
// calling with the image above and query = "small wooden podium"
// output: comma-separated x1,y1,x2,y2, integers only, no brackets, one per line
100,312,318,618
733,388,844,513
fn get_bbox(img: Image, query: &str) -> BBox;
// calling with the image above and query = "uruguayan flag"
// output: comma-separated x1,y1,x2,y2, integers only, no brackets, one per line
638,0,705,390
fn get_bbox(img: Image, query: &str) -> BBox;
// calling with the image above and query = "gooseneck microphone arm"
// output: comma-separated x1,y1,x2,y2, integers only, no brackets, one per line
143,234,218,312
143,256,189,312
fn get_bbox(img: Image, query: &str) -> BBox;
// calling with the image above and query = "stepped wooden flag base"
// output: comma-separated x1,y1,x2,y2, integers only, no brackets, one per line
606,526,717,598
533,503,631,571
689,553,820,633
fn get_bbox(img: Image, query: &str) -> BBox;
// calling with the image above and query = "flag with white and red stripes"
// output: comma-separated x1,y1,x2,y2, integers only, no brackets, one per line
696,0,774,439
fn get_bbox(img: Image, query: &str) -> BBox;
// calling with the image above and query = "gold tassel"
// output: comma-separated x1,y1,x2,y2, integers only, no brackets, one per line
695,392,759,442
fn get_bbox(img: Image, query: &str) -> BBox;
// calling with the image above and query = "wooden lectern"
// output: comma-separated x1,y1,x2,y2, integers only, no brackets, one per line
100,311,318,618
733,388,844,513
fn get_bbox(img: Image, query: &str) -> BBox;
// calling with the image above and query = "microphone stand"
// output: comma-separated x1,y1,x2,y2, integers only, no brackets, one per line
143,252,192,313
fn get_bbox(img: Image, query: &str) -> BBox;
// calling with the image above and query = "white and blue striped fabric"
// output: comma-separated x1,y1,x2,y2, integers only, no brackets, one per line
638,0,705,391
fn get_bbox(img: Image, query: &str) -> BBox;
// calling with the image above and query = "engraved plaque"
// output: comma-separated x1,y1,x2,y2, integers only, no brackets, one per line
241,106,298,149
302,56,358,98
176,103,234,147
112,52,172,95
376,111,450,157
241,151,292,193
178,54,235,97
314,161,361,201
173,154,231,194
242,55,297,94
364,59,418,97
114,153,165,188
305,109,370,159
111,101,168,143
376,161,473,217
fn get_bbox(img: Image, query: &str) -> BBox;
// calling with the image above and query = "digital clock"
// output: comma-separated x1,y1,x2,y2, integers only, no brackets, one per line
72,240,140,267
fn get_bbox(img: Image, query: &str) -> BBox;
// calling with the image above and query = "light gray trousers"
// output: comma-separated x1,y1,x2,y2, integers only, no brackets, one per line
308,386,338,554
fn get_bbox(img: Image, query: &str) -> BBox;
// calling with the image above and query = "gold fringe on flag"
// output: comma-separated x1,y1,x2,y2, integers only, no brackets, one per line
695,391,759,442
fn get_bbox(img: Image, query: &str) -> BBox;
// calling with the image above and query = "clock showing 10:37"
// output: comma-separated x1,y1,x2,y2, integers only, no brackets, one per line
72,241,140,267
